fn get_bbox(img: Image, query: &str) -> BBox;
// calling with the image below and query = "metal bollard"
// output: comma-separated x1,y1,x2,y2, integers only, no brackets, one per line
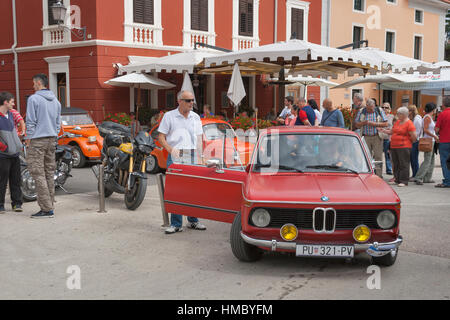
156,173,170,227
98,164,107,213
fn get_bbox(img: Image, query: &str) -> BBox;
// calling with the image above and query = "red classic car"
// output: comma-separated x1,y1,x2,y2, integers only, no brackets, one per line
146,118,254,173
163,126,403,266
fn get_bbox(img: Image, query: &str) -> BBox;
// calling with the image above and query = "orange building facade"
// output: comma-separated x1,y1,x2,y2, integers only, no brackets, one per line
0,0,324,122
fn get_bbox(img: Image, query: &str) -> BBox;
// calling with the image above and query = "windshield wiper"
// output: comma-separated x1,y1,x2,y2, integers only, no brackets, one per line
255,164,304,173
306,165,358,174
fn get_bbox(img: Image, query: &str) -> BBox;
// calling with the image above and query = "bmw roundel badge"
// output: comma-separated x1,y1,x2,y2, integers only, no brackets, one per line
321,196,329,202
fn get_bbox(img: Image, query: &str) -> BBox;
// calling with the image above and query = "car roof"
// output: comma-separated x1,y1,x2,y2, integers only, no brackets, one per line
61,107,88,115
264,126,358,136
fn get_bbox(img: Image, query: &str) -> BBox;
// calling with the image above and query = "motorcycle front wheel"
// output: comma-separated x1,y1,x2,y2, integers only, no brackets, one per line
21,167,37,202
124,174,147,210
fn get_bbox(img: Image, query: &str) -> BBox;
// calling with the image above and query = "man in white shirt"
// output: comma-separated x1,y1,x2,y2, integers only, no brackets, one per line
276,96,294,125
158,90,207,234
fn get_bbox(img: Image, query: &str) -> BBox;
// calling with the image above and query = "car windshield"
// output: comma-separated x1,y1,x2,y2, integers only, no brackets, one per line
61,114,94,126
254,133,370,173
203,123,235,140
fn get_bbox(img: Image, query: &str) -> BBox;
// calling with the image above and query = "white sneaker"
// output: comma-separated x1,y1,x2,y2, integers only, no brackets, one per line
186,222,207,231
165,226,183,234
397,183,406,187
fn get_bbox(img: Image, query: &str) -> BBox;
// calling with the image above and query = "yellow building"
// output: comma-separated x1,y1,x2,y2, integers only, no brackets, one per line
322,0,449,110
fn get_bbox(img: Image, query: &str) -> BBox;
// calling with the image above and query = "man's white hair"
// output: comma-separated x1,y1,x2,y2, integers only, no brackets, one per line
177,90,194,100
353,93,363,102
367,99,375,107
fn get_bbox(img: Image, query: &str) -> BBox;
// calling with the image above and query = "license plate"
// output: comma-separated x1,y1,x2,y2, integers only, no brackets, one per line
296,244,354,258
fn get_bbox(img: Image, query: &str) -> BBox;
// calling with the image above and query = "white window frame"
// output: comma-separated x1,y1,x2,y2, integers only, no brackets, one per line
352,0,365,14
44,56,71,107
232,0,260,51
414,8,424,25
286,0,309,42
352,23,365,48
182,0,216,49
124,0,163,46
413,34,424,60
385,29,396,53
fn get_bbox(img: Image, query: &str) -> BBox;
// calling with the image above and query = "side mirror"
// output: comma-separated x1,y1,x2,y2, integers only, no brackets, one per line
206,158,224,174
73,126,82,131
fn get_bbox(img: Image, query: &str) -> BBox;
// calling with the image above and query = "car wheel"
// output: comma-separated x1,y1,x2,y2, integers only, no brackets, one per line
146,155,160,174
372,248,398,267
230,213,262,262
72,146,86,168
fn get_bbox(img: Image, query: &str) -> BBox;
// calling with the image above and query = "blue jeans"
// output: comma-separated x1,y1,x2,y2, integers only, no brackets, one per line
410,141,419,177
439,142,450,186
167,153,199,228
383,139,392,174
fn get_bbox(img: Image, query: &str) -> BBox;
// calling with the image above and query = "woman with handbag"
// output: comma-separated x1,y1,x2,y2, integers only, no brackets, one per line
414,103,439,185
379,107,417,187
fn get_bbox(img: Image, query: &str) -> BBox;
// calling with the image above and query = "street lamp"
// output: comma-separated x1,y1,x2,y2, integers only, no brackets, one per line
51,0,86,41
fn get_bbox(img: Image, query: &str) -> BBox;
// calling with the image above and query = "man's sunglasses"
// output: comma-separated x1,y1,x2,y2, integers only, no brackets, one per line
181,99,195,103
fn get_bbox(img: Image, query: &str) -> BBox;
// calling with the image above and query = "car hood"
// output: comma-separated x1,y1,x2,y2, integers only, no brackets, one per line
244,173,400,204
64,126,100,137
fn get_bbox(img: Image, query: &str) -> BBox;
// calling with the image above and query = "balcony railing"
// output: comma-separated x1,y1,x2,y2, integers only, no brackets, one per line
233,35,259,51
124,23,163,46
42,25,71,46
183,30,216,49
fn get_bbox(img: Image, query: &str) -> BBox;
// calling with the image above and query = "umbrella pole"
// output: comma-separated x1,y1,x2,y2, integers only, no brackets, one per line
378,83,381,106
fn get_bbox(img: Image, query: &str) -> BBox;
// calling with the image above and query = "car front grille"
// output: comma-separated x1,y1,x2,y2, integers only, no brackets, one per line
258,208,385,230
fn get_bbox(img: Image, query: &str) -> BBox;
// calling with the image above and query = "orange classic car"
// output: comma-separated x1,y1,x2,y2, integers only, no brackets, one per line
146,118,255,173
58,107,103,168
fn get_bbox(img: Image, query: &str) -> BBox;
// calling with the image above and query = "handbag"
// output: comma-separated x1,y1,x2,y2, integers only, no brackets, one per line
418,137,433,152
418,115,433,153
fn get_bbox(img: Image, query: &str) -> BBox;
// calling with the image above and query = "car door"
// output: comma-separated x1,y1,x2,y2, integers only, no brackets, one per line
164,163,247,224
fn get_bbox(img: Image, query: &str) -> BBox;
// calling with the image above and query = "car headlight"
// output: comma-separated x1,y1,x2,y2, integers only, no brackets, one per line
88,136,97,142
377,210,396,229
353,225,371,243
251,208,271,227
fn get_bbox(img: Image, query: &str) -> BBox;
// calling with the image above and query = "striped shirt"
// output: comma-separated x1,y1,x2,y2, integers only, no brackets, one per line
355,107,387,136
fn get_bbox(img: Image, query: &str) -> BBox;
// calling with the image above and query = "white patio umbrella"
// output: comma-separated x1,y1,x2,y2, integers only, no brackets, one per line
380,70,450,91
105,73,176,90
105,73,175,114
119,50,224,75
350,47,436,74
203,40,383,78
227,63,246,116
332,74,422,89
271,75,338,98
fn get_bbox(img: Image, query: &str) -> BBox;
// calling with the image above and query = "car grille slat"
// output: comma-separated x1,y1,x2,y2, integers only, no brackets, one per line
263,208,383,230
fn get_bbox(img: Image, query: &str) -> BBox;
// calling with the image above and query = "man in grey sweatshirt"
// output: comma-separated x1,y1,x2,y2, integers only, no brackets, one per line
25,74,61,218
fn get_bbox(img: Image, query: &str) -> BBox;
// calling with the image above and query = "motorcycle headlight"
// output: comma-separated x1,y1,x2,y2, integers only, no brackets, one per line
377,210,396,229
88,136,97,142
138,144,153,155
251,208,271,228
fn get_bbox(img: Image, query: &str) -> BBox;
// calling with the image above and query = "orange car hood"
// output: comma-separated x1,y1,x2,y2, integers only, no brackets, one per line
64,125,100,137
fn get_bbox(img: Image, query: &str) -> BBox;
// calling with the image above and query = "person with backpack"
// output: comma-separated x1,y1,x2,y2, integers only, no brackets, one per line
355,98,388,177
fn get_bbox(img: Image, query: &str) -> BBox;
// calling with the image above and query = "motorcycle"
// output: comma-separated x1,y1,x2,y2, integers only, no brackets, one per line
93,121,155,210
20,132,78,202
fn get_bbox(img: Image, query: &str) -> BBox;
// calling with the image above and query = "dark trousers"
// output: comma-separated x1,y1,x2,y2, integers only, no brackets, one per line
0,156,23,207
410,141,419,177
391,148,411,185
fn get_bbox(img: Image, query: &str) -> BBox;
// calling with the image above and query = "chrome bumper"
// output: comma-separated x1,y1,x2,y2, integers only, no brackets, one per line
240,232,403,257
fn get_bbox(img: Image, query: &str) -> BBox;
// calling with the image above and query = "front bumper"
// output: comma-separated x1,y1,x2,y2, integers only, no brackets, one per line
241,232,403,257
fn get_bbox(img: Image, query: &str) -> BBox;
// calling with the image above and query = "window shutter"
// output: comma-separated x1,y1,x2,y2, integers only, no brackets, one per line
239,0,253,37
134,0,154,25
48,0,58,25
291,8,304,40
191,0,208,31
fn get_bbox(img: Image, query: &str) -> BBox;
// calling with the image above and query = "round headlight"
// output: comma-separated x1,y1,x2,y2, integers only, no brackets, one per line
280,224,298,241
251,209,271,228
377,210,396,229
88,136,97,142
353,225,371,243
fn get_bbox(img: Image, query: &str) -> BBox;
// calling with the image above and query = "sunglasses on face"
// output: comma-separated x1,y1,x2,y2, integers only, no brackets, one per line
181,99,195,103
